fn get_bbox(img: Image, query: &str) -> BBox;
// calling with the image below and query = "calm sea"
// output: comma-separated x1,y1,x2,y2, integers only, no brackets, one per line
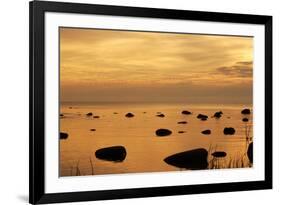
59,102,252,176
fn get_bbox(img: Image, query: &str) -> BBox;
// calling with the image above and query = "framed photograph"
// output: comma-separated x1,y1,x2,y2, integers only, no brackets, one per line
29,0,272,204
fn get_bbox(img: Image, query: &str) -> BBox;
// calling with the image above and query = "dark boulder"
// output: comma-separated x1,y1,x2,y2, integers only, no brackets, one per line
201,129,211,135
156,114,165,117
95,146,127,162
212,151,227,158
247,142,253,163
223,127,235,135
60,132,68,140
90,129,96,131
177,121,187,124
155,128,172,137
178,131,186,133
164,148,208,170
86,112,93,116
242,118,249,122
201,118,207,121
241,108,251,114
197,114,208,120
182,110,192,115
125,112,134,118
213,111,223,118
93,116,100,118
113,112,118,114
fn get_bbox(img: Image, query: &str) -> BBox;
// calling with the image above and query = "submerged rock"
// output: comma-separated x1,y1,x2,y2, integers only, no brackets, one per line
242,118,249,122
182,110,192,115
95,146,127,162
213,111,223,118
197,114,208,120
223,127,236,135
125,113,134,118
241,108,251,114
60,132,68,140
212,151,227,158
156,113,165,117
178,131,186,134
247,142,253,163
177,121,187,124
164,148,208,169
155,128,172,136
201,129,211,135
93,116,100,119
90,129,96,131
86,112,93,116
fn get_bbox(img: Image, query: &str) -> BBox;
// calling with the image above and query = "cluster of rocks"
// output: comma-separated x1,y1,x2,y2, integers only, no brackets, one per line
155,127,236,137
197,114,208,121
60,108,253,167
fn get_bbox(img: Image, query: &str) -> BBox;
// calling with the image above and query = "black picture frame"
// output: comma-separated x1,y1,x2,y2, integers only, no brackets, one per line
29,0,272,204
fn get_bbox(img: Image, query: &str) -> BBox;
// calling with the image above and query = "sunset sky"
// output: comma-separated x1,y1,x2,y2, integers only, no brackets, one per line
60,27,253,104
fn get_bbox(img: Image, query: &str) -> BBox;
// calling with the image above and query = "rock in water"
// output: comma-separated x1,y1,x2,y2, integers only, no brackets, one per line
60,132,68,140
90,129,96,131
93,116,100,118
164,148,208,169
95,146,127,162
241,108,251,114
213,111,223,118
177,121,187,124
201,129,211,135
197,114,208,120
178,131,186,133
86,112,93,116
125,112,134,118
182,110,192,115
223,127,236,135
155,129,172,136
247,142,253,163
242,118,249,122
212,151,227,158
156,114,165,117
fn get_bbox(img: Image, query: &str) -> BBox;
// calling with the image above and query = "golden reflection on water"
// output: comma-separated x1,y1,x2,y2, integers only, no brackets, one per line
60,103,252,177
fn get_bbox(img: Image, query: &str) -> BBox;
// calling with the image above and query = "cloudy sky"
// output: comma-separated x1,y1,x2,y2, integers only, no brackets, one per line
60,27,253,104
